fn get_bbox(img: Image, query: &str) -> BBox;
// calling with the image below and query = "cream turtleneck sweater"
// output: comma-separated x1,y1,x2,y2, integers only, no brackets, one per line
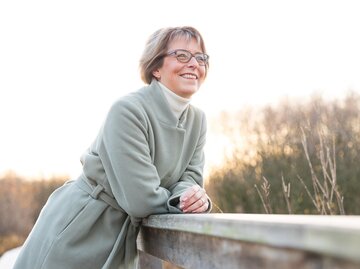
158,81,191,120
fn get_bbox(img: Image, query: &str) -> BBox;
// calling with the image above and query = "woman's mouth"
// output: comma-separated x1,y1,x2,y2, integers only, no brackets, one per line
180,73,198,79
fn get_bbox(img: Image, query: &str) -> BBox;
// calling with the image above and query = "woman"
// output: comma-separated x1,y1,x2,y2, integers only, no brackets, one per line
14,26,211,269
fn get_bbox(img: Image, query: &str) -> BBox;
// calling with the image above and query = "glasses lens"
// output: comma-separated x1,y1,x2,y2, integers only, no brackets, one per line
175,50,191,63
195,54,208,66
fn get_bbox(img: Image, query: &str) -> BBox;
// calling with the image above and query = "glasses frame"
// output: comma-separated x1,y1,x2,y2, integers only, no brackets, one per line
166,49,209,66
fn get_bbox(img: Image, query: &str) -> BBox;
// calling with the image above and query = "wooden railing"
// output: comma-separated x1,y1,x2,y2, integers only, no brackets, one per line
137,214,360,269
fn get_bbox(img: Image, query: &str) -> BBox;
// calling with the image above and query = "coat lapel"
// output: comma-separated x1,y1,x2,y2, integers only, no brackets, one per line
140,80,188,185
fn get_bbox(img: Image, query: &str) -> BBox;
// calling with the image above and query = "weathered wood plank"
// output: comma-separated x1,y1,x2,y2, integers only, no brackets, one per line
137,226,359,269
138,251,163,269
140,214,360,263
137,214,360,269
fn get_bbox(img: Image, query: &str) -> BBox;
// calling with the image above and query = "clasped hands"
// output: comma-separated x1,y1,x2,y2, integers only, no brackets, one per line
179,185,209,213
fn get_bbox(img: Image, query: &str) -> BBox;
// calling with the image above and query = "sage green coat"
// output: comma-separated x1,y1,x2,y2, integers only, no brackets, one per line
13,80,208,269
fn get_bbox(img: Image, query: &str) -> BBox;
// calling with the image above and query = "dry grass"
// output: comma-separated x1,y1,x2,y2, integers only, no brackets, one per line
255,129,345,215
299,128,345,215
254,177,272,214
281,175,292,214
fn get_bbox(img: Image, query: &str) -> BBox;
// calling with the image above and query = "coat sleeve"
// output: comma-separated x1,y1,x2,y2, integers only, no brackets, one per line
98,99,176,218
167,111,212,212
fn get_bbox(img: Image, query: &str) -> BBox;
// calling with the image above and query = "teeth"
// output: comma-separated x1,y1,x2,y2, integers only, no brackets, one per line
181,74,197,79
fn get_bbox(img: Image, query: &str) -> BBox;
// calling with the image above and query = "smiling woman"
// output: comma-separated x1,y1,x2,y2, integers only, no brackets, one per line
140,27,209,99
12,26,212,269
152,41,207,98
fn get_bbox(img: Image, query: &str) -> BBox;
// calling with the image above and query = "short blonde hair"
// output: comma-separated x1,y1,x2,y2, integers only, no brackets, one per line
139,26,209,84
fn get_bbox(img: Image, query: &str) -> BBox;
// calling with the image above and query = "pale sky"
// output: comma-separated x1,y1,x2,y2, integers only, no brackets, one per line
1,0,360,179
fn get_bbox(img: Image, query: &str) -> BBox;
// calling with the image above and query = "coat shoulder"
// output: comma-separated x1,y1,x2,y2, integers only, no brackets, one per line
188,104,207,127
107,89,149,123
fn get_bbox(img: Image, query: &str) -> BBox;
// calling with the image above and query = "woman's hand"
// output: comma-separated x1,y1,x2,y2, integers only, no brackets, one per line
179,185,209,213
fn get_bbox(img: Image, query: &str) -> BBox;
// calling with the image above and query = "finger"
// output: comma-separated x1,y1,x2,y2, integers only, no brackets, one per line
180,185,202,209
191,200,209,213
181,188,205,210
183,196,208,213
180,185,201,203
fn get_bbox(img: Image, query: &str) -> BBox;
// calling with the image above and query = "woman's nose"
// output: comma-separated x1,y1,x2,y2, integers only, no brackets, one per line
187,56,200,68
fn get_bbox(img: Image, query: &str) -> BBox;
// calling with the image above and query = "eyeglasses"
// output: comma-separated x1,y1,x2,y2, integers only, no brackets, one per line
166,49,209,66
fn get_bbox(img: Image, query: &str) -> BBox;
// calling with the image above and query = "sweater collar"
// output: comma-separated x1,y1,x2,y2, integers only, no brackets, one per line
158,81,190,120
145,80,189,128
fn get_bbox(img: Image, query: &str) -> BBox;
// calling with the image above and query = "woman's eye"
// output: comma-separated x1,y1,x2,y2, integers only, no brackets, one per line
196,56,205,62
177,53,188,59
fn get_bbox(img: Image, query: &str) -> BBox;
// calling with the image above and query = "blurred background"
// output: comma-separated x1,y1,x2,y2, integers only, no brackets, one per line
1,0,360,258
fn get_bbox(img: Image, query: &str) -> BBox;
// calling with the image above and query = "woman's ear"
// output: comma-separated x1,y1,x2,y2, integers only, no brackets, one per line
152,70,161,80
